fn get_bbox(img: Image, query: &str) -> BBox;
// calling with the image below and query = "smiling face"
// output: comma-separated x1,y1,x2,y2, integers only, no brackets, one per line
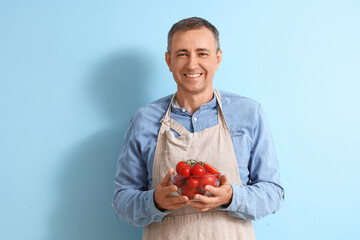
165,27,222,98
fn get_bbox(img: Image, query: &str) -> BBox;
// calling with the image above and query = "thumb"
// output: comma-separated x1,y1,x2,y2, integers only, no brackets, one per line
159,168,175,186
219,174,230,186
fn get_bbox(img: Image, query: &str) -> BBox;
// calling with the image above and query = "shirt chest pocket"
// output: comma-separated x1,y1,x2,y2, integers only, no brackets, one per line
230,128,251,166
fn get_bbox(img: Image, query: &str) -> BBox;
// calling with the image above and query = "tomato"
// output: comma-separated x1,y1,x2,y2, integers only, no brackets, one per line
176,161,187,174
179,165,191,176
204,163,220,175
181,185,198,199
198,173,217,190
186,177,199,188
191,164,206,176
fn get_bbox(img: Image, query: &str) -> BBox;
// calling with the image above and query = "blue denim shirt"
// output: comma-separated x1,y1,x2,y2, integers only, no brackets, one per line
113,90,284,226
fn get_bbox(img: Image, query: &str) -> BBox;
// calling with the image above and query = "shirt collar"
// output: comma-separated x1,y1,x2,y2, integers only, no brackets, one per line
171,91,218,114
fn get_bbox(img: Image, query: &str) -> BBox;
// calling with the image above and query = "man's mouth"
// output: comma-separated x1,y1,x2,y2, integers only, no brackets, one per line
184,73,202,78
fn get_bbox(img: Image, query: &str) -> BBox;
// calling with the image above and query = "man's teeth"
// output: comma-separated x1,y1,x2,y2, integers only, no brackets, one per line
185,74,201,78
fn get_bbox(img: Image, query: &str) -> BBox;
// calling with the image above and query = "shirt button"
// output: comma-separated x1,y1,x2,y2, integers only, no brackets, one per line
194,117,197,121
182,108,186,112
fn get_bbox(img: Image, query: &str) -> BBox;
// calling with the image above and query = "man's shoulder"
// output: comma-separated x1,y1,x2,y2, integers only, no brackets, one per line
218,90,261,110
131,94,173,123
218,90,263,130
141,94,173,113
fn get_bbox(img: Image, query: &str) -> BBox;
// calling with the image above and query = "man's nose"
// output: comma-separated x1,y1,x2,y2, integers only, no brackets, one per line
187,54,199,70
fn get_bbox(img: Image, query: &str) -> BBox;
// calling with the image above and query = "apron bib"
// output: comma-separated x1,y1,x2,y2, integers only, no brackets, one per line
143,89,255,240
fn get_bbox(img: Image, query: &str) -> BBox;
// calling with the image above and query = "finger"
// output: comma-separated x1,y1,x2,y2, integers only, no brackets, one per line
190,203,211,212
190,200,207,208
168,201,191,210
168,195,189,205
159,168,175,186
204,185,220,196
193,194,214,204
219,174,229,185
159,185,178,195
195,207,210,212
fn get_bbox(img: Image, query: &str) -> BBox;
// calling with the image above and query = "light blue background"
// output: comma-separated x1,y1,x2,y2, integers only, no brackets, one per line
1,1,359,239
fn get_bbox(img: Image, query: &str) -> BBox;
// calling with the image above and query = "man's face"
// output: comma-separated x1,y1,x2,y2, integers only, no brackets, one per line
165,27,222,96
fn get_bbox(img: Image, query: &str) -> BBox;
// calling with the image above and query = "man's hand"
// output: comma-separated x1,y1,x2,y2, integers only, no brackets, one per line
190,174,233,212
154,168,191,211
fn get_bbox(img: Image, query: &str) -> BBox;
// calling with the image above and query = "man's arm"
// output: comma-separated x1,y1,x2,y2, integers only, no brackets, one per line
112,116,169,227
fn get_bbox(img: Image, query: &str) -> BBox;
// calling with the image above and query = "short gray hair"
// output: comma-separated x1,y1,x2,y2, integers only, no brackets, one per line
167,17,220,53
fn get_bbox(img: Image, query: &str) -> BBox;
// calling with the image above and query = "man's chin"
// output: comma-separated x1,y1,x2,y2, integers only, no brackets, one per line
177,85,212,96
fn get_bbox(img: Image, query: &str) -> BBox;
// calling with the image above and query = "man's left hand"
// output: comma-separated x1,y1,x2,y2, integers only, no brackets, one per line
190,174,233,212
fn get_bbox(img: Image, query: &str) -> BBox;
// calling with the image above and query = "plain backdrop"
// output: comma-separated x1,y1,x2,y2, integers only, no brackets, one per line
1,1,359,239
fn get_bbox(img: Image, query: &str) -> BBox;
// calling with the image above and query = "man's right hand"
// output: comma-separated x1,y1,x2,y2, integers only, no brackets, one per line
154,168,191,211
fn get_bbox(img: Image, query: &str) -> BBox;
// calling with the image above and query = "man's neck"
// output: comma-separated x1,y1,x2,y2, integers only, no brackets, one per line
175,89,214,115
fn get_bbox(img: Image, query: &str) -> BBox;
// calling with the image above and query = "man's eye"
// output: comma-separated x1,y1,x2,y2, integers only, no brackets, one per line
177,53,186,57
199,53,208,56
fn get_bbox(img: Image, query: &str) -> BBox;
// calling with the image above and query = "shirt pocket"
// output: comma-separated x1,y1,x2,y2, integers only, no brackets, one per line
230,128,251,168
170,129,180,138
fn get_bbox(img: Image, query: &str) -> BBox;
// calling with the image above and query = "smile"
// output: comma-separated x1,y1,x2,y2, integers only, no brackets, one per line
184,73,202,78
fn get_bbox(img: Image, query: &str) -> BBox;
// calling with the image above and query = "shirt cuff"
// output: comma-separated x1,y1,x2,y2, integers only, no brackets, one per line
146,188,171,216
217,184,243,212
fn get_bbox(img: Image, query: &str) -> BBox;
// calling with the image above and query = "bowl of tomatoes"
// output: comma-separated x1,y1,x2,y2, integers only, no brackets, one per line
171,160,221,200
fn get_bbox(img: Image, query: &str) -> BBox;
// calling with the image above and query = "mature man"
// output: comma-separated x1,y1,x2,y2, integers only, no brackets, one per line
113,17,284,240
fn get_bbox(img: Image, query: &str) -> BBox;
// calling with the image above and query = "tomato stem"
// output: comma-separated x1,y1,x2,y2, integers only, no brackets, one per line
185,159,207,167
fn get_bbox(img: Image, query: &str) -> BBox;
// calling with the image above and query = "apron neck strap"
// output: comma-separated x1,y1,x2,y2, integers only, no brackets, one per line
163,93,177,121
213,89,228,129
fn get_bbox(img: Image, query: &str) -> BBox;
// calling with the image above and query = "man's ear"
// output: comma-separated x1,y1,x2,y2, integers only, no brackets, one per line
165,52,172,72
215,49,222,71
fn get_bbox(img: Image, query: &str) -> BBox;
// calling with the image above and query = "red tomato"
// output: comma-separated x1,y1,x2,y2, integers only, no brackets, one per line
176,161,187,174
179,165,191,176
204,163,220,175
186,177,199,188
198,173,217,190
181,185,198,199
191,164,206,176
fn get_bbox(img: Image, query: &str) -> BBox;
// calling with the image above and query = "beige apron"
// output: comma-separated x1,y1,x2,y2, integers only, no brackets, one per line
143,89,255,240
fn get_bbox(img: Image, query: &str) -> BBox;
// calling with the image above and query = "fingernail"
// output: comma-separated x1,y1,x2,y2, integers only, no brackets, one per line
194,194,200,200
205,186,210,191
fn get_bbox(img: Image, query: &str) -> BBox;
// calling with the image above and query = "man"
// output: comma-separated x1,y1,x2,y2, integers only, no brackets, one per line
113,17,284,239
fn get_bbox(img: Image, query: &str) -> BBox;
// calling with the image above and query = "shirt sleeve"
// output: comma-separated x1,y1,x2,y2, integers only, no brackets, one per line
219,105,284,220
112,115,170,227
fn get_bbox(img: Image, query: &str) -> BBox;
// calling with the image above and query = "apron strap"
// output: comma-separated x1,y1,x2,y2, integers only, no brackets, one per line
214,89,229,131
160,118,189,136
161,93,189,136
163,93,176,121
